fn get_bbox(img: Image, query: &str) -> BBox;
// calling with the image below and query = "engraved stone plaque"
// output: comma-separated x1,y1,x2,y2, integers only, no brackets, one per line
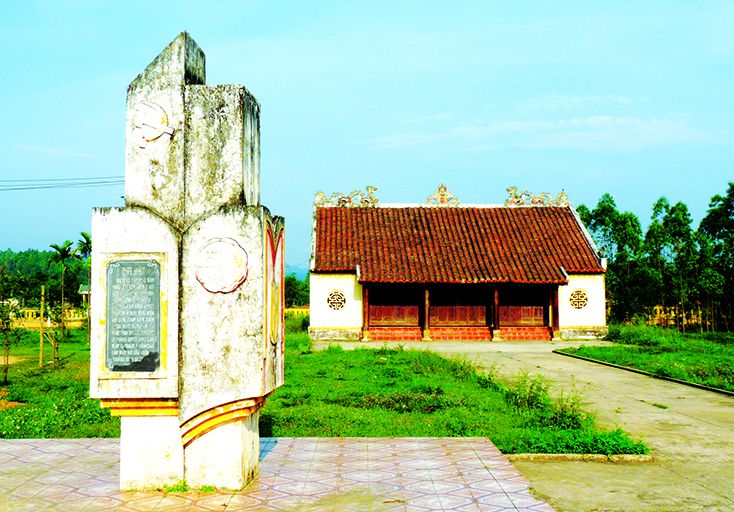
106,260,161,372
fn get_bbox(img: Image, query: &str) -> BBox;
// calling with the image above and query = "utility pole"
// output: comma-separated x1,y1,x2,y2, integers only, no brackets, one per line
39,285,45,368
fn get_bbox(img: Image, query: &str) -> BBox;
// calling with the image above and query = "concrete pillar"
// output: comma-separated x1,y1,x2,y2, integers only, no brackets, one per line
90,32,284,490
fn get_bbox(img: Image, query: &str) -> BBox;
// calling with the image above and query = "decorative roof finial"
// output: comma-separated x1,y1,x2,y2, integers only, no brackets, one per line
427,183,459,206
314,186,379,208
505,187,569,206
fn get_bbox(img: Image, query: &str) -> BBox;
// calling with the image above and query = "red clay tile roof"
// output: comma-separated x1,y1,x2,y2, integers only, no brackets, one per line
313,206,604,284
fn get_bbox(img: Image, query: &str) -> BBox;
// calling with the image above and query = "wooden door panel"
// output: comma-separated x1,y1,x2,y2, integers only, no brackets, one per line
429,305,486,326
369,305,419,326
498,305,544,326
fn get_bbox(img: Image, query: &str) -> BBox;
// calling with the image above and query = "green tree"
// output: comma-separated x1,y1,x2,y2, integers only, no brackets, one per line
77,232,92,261
643,199,670,323
663,202,695,331
284,274,309,307
580,195,645,322
693,231,724,331
49,240,77,336
77,231,92,340
0,267,20,384
699,182,734,330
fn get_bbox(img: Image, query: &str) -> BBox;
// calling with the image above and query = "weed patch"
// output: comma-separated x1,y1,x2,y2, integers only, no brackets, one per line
163,481,189,492
262,333,647,455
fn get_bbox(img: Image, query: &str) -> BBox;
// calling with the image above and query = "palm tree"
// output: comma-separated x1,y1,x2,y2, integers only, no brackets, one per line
77,232,91,261
76,232,92,341
49,240,77,335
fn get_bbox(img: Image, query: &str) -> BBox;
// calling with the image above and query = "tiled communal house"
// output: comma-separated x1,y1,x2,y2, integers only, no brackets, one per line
309,186,607,342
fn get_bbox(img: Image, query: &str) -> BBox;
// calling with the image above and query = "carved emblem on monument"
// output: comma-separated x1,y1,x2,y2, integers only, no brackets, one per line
132,101,175,148
265,225,284,348
194,238,249,293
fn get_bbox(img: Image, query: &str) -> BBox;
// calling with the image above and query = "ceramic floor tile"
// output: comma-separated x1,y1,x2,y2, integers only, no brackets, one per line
0,437,551,511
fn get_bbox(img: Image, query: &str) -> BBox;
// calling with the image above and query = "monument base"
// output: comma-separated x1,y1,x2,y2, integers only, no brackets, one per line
120,416,184,490
184,412,260,490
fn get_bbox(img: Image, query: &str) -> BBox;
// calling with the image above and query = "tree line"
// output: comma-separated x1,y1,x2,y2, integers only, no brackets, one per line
2,181,733,332
0,233,91,309
577,182,733,331
0,244,310,311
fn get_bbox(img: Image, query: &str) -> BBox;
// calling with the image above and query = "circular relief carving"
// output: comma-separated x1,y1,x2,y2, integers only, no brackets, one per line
194,238,248,294
327,291,346,310
569,289,589,309
132,101,175,148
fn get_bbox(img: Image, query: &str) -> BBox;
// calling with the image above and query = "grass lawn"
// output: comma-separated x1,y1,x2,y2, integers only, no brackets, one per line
0,329,119,438
557,325,734,393
0,329,647,455
261,333,647,454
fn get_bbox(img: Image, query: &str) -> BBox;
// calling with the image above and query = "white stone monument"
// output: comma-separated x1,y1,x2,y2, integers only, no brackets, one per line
89,32,285,490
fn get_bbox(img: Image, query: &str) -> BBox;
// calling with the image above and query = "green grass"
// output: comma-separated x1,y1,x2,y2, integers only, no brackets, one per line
261,333,647,455
0,329,648,455
558,325,734,392
0,329,119,438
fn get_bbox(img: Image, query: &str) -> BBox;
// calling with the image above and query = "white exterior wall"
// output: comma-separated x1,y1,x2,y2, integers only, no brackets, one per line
558,274,606,328
309,274,363,336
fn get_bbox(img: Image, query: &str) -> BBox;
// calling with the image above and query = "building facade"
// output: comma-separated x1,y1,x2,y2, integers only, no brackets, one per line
309,186,607,342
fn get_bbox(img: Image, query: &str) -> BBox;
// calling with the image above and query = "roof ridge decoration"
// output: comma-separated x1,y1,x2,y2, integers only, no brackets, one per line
314,186,379,208
426,183,459,206
505,186,569,207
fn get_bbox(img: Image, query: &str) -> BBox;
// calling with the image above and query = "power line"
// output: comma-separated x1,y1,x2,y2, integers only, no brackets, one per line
0,175,123,183
0,176,124,192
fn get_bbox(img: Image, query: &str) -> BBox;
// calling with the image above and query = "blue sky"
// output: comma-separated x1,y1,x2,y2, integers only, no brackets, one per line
1,1,732,276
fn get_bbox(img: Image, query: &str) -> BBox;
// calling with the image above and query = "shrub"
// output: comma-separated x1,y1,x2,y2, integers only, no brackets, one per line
284,313,310,334
505,371,552,410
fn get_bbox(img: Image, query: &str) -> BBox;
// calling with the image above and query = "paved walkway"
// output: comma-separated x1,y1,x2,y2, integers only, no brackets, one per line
315,340,734,512
0,437,552,511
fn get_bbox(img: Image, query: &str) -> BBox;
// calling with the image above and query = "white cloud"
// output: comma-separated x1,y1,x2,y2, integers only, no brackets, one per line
518,94,637,111
358,116,725,151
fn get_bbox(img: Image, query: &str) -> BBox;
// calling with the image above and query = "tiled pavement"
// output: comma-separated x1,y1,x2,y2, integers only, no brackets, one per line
0,437,553,511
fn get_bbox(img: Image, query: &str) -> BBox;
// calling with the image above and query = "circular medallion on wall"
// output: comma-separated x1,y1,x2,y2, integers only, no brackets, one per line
569,289,589,309
327,291,346,310
132,101,175,148
194,237,248,294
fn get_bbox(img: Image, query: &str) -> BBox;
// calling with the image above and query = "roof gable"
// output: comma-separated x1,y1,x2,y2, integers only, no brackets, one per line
313,205,604,284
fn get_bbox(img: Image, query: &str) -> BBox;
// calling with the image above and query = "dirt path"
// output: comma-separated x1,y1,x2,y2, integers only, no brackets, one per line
314,340,734,512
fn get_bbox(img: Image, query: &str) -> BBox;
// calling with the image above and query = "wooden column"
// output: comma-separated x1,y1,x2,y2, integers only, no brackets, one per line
361,286,370,341
423,288,431,341
493,288,501,341
551,287,560,339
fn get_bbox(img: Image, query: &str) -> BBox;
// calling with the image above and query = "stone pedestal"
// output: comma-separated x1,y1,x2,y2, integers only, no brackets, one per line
90,32,284,490
120,416,183,490
184,413,260,489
